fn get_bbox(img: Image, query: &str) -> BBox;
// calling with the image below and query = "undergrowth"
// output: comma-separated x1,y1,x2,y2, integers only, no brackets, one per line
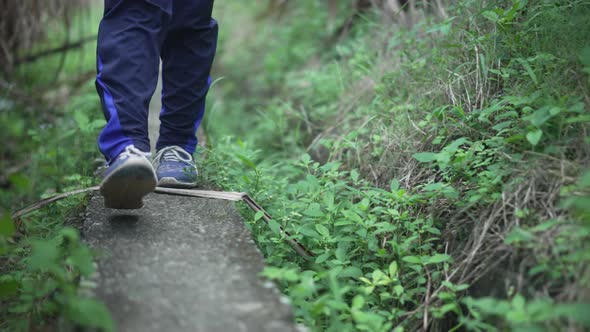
0,6,113,331
204,0,590,331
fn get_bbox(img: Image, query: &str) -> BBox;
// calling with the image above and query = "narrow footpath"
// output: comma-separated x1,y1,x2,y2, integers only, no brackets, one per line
82,77,297,332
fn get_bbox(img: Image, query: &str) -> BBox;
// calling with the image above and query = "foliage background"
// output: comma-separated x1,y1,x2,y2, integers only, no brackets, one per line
203,0,590,331
1,3,112,331
1,0,589,331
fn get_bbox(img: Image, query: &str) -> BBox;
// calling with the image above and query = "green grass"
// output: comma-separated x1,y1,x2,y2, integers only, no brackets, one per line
0,5,113,331
203,0,590,331
3,0,590,331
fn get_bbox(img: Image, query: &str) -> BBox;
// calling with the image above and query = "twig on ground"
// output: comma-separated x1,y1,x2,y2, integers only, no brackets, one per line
14,35,96,66
10,185,314,260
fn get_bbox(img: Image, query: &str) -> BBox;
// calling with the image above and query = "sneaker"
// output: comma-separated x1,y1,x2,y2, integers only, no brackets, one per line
99,145,157,209
152,146,198,188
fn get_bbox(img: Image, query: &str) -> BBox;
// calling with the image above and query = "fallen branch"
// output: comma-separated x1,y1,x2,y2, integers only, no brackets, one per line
11,186,99,220
242,194,314,259
10,186,314,260
14,35,96,66
153,186,246,201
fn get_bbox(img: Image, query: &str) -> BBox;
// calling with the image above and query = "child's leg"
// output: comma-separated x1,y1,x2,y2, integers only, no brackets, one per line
157,0,218,154
96,0,169,163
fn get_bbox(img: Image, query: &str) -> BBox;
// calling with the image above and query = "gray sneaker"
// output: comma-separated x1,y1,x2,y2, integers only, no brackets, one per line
152,146,198,188
99,145,157,209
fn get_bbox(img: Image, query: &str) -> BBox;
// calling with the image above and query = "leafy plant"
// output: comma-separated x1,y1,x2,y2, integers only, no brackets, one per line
205,0,590,330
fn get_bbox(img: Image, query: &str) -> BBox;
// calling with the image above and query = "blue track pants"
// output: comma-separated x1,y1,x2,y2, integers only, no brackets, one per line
96,0,217,163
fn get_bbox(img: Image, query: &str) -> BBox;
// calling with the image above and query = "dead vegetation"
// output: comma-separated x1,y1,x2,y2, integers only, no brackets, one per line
284,1,590,329
0,0,90,76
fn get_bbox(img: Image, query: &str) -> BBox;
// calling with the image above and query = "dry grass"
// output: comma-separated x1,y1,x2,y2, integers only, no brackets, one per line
305,2,590,328
211,1,589,328
0,0,89,76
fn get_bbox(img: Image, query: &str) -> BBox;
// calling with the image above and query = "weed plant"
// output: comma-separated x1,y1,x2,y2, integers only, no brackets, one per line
0,6,113,331
204,0,590,330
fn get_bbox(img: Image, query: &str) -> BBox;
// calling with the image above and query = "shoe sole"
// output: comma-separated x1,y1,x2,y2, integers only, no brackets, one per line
100,159,157,209
157,177,197,189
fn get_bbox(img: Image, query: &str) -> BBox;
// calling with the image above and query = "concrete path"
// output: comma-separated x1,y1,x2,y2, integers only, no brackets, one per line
83,195,296,332
83,75,297,331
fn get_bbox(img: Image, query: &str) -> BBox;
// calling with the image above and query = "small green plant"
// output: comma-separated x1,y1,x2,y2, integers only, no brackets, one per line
1,215,113,331
205,0,590,330
1,5,111,327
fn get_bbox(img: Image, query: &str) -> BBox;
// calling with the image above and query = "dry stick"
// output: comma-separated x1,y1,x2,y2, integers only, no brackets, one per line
423,266,432,331
11,186,100,220
10,186,314,260
154,187,245,201
14,35,96,66
242,194,314,260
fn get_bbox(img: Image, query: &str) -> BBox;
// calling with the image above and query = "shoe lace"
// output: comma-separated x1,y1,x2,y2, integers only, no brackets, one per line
153,146,193,167
112,145,151,164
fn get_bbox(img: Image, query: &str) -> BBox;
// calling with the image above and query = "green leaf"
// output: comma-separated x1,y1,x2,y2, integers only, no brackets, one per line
315,224,330,238
445,137,468,152
390,179,400,192
67,245,95,277
304,203,324,217
301,153,311,164
505,227,535,244
236,154,257,170
425,254,452,265
530,219,560,232
548,106,561,116
60,227,80,244
526,107,552,126
481,10,499,22
388,261,398,278
0,279,18,298
517,58,538,85
0,213,15,237
315,251,331,264
402,256,422,264
298,227,320,238
264,267,301,283
424,182,444,191
425,227,441,235
254,211,265,221
492,120,513,132
29,240,60,270
342,210,363,224
579,171,590,187
74,110,90,133
455,284,470,291
526,129,542,146
554,303,590,327
351,169,359,183
511,294,526,310
267,219,282,235
565,115,590,124
8,173,30,191
352,295,365,310
66,296,114,332
339,266,362,278
322,192,335,209
413,152,438,163
579,46,590,75
335,244,348,261
371,269,388,283
439,303,459,315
